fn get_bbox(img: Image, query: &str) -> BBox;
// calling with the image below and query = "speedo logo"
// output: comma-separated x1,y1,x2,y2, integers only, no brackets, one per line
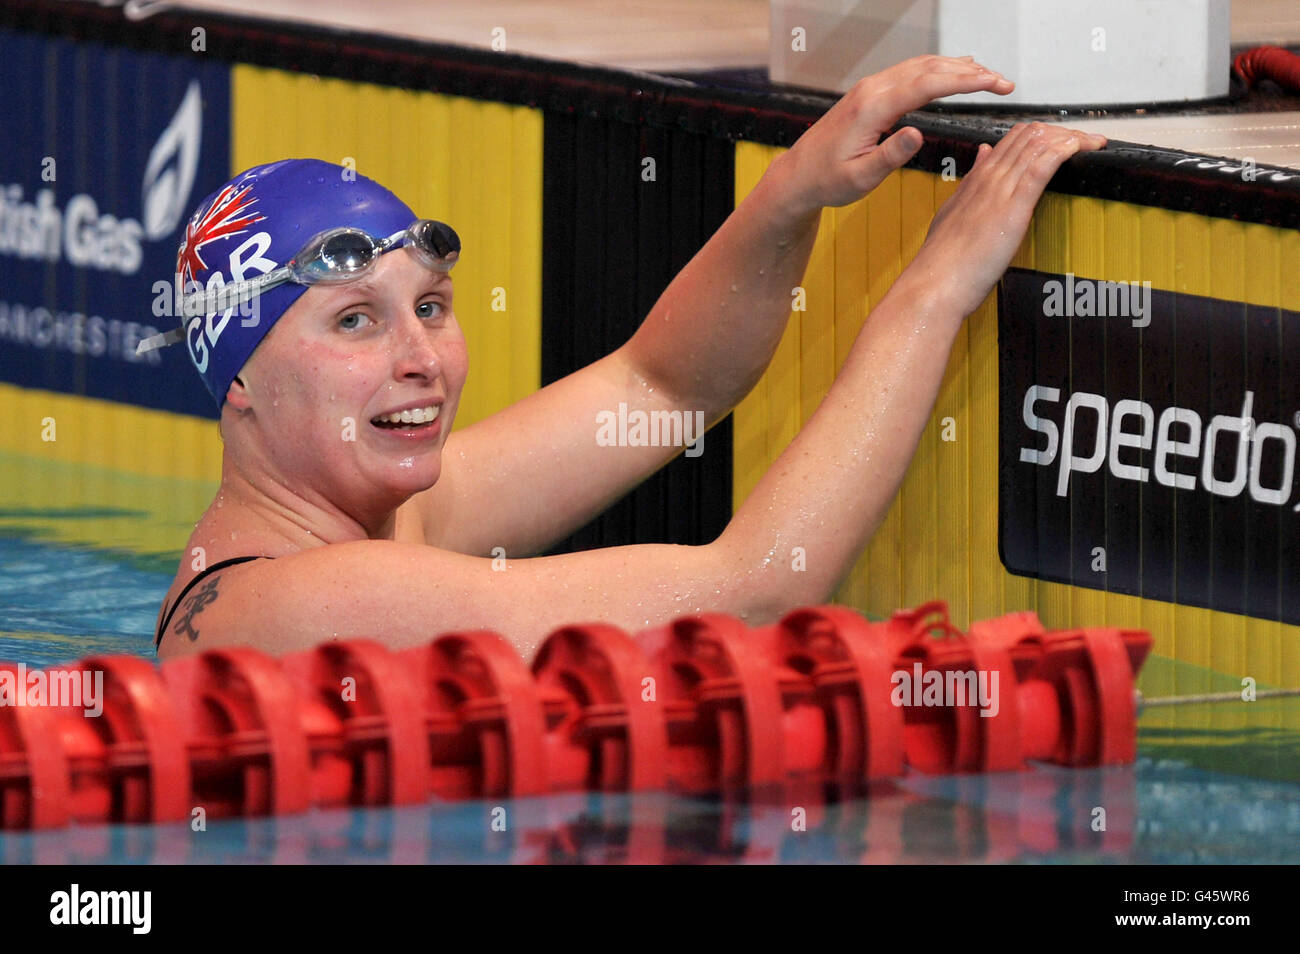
1019,387,1298,507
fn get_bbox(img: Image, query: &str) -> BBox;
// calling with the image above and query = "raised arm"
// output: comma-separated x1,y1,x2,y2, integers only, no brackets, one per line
622,55,1016,415
162,123,1104,662
415,57,1014,558
719,123,1105,615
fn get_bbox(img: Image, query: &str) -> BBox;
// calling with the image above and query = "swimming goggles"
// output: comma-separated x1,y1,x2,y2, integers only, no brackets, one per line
138,219,460,354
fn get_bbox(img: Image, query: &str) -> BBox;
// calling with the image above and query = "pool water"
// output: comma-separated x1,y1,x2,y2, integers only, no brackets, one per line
0,535,162,666
2,755,1298,864
1,494,1299,864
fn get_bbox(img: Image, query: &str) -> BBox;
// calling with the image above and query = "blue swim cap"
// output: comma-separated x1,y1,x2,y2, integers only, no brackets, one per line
175,158,416,407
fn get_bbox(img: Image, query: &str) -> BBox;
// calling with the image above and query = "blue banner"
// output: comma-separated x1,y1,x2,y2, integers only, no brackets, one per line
0,27,230,418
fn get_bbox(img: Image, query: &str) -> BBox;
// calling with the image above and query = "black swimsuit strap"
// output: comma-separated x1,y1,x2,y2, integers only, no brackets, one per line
155,556,270,649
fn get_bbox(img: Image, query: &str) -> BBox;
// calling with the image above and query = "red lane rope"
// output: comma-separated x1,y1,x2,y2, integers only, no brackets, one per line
0,602,1152,831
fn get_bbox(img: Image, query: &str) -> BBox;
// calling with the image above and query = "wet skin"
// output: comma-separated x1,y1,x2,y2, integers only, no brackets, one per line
155,56,1106,660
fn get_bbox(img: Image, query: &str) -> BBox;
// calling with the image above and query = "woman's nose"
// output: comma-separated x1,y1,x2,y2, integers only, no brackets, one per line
392,318,441,380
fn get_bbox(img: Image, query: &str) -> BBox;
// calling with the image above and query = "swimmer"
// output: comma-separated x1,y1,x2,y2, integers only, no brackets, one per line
153,56,1106,660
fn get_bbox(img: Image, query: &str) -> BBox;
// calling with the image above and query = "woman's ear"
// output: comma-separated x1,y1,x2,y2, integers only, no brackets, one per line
226,372,254,410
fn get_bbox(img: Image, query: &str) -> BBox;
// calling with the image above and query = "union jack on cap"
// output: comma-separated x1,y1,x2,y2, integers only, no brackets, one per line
177,177,265,286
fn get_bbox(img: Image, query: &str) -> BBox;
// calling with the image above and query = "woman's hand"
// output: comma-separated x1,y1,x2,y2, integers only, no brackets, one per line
773,55,1014,215
909,122,1107,318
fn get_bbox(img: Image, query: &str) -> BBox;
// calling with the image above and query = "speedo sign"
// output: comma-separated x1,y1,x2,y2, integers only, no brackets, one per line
998,267,1300,625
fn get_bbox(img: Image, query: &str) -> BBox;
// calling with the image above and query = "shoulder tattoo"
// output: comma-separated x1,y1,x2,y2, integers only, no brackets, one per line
173,576,222,643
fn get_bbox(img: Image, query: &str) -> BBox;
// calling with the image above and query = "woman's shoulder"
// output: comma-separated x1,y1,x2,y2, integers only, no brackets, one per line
155,510,286,639
162,495,424,602
154,535,465,659
164,516,275,588
154,489,435,648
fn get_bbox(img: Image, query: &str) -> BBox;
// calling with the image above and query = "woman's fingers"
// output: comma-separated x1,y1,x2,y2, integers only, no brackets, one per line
878,61,1012,114
855,125,924,186
985,124,1055,190
985,124,1105,195
937,124,1105,222
908,66,1014,103
912,123,1106,317
1008,127,1106,195
1011,135,1094,201
777,57,1084,214
860,55,1012,122
883,53,1006,87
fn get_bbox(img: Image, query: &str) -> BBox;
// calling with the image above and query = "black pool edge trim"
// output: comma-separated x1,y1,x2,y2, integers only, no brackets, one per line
5,0,1300,229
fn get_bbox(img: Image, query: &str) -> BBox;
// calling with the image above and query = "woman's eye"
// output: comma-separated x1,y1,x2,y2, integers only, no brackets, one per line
338,312,369,331
417,300,442,319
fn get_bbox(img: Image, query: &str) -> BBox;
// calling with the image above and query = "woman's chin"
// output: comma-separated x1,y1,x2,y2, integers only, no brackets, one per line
379,454,442,491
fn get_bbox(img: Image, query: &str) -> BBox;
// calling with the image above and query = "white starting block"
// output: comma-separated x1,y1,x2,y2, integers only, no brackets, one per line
770,0,1231,107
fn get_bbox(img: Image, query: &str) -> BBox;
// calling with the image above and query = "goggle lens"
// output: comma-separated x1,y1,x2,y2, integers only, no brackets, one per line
291,229,381,284
410,220,460,261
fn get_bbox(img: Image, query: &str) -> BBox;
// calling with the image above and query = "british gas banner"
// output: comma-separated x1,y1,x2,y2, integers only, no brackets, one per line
0,27,230,418
998,266,1300,625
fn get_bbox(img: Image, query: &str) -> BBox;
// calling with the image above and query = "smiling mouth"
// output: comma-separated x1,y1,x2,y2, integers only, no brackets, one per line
370,405,441,430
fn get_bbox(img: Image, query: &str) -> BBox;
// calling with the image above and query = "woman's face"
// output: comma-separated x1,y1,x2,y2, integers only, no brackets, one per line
237,246,468,510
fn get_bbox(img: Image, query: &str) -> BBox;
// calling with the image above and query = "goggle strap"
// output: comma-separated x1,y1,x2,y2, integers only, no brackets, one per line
135,326,186,355
182,270,287,320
